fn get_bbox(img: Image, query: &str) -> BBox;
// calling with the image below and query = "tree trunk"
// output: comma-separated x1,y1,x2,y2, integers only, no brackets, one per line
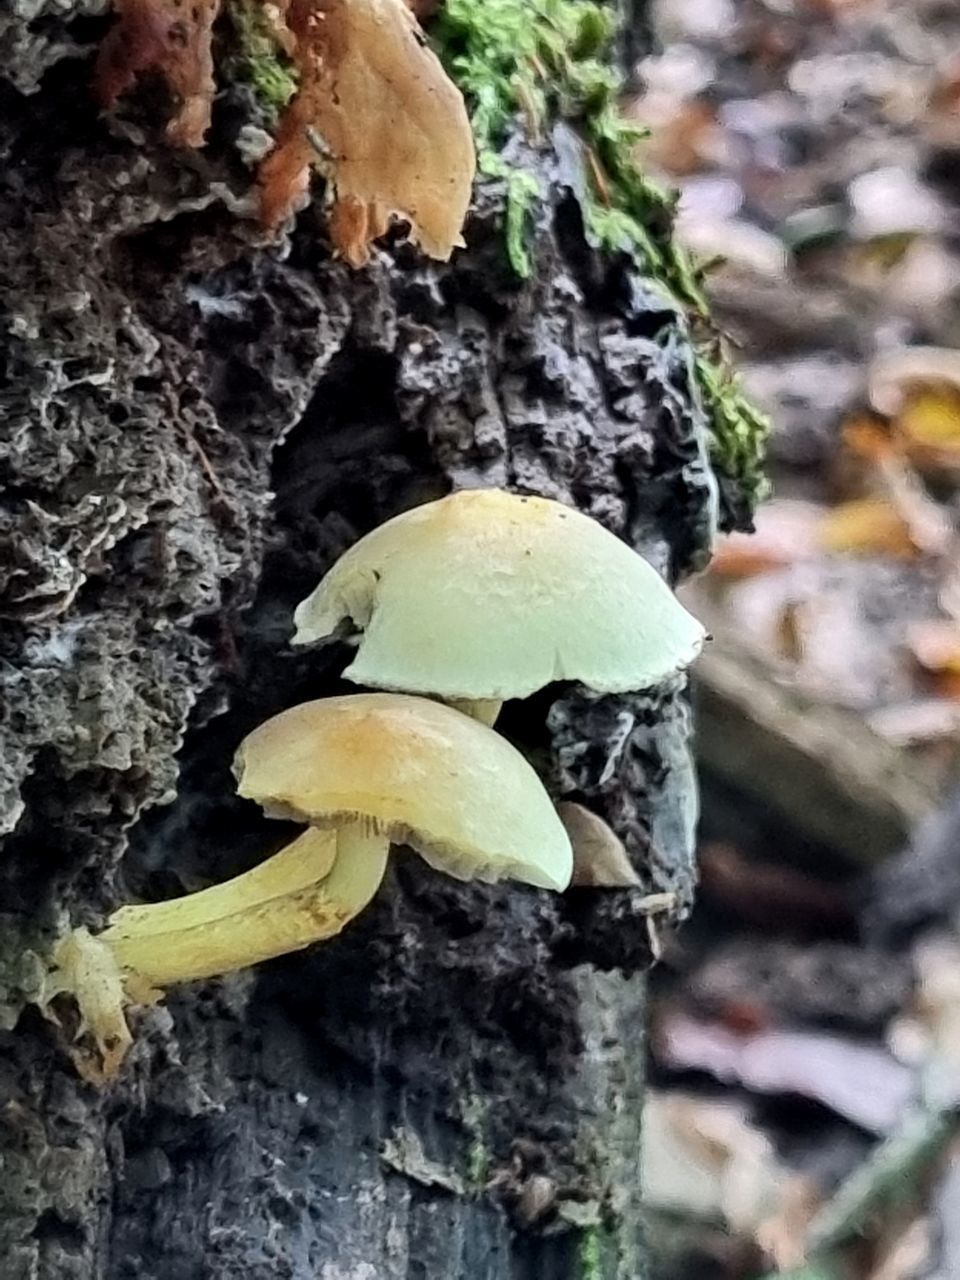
0,4,728,1277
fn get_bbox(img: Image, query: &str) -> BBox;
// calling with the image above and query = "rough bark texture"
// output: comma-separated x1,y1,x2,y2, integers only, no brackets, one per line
0,5,723,1277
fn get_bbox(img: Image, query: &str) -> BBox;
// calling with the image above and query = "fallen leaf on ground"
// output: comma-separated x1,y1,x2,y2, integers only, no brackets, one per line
657,1013,916,1133
818,498,917,558
632,98,722,176
756,1175,822,1272
642,1090,789,1234
911,935,960,1076
677,216,788,279
897,388,960,477
820,442,951,559
842,413,898,463
905,621,960,700
906,622,960,679
258,0,475,264
709,499,822,579
868,1217,931,1280
96,0,221,145
869,348,960,419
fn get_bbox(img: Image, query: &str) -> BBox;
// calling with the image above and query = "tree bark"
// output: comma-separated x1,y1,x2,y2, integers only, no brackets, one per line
0,5,724,1277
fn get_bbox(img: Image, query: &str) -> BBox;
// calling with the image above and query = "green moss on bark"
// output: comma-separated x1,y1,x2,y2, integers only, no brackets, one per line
578,1224,604,1280
225,0,298,119
432,0,769,519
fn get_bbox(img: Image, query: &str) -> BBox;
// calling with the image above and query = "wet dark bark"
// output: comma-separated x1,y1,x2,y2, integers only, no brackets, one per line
0,5,722,1277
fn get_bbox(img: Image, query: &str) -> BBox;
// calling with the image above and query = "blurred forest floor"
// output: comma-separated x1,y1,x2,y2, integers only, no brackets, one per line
629,2,960,1277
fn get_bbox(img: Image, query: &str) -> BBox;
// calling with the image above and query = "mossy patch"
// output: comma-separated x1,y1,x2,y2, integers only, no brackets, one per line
577,1223,605,1280
460,1088,491,1191
225,0,298,120
695,354,771,515
432,0,769,518
433,0,703,308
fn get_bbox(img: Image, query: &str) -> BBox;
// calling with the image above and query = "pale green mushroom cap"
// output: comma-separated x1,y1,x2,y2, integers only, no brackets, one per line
292,489,706,700
234,693,572,891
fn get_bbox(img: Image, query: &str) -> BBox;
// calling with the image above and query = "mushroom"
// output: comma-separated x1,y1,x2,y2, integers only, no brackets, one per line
46,694,571,1079
292,489,706,725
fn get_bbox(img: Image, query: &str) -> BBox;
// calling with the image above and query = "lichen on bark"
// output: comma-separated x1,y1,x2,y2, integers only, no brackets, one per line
0,2,757,1277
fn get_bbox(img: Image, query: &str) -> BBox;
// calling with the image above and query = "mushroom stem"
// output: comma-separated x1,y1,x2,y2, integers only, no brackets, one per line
100,823,390,988
445,698,503,727
43,825,390,1082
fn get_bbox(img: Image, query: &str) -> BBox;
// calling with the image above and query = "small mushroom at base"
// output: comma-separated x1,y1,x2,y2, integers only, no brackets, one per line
45,694,571,1081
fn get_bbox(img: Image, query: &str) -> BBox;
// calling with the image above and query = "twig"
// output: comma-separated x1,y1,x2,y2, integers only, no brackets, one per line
806,1103,959,1254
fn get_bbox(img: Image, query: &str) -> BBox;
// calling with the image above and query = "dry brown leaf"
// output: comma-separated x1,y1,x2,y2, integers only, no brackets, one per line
96,0,221,146
869,348,960,418
633,98,720,177
558,801,642,888
774,600,805,663
804,0,871,13
756,1175,822,1272
906,621,960,701
258,0,475,264
709,499,822,579
820,439,951,559
868,1217,931,1280
897,388,960,477
935,673,960,700
642,1091,789,1234
710,532,791,579
327,194,391,267
842,413,898,463
906,621,960,679
818,497,917,559
699,843,855,936
928,56,960,145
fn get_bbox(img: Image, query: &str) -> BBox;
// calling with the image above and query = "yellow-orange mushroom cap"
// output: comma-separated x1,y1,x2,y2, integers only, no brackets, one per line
234,693,573,892
292,489,706,701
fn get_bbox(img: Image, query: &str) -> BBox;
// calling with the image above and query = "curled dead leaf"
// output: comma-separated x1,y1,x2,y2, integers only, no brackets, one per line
558,801,642,888
259,0,475,265
96,0,221,146
869,348,960,419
